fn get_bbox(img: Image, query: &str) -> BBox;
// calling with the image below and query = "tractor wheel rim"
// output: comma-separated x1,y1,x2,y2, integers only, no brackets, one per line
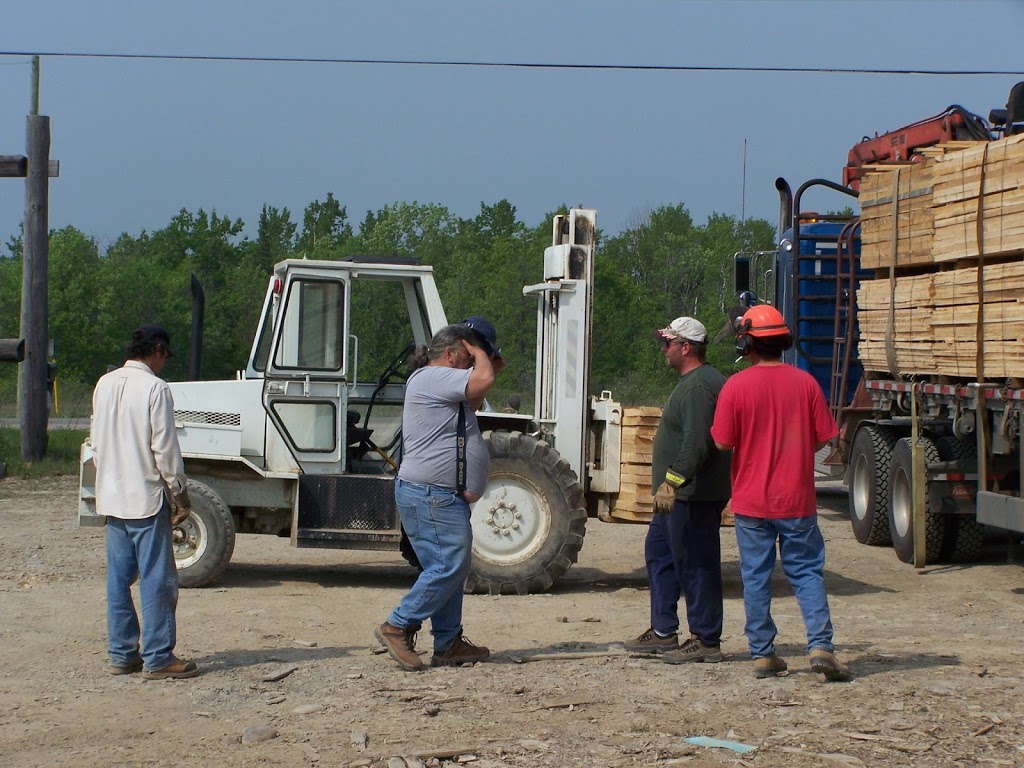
471,472,551,566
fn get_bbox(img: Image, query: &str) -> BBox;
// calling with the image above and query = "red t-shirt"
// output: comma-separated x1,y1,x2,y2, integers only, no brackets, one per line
711,364,838,518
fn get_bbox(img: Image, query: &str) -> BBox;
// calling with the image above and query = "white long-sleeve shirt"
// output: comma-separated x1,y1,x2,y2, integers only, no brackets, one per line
91,360,187,519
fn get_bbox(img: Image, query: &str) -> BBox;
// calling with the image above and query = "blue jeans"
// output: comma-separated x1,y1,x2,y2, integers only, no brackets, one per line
733,513,835,658
105,500,179,670
388,479,473,652
646,499,725,645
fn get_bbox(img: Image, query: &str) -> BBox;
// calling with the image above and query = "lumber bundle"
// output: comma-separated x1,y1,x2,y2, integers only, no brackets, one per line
859,132,1024,268
856,132,1024,379
856,263,1024,378
930,134,1024,261
609,406,659,521
607,406,735,526
859,162,936,268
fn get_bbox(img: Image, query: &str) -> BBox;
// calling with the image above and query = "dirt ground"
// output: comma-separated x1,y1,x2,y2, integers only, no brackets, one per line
1,476,1022,768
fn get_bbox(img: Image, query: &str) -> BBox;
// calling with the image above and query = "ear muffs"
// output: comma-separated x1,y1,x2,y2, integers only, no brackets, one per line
736,332,794,357
735,334,753,357
734,318,754,356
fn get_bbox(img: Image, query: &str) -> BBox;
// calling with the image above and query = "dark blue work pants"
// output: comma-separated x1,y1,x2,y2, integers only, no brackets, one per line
645,498,725,646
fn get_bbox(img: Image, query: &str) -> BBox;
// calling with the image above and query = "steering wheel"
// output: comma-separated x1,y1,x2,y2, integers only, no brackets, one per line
376,342,417,387
362,342,417,429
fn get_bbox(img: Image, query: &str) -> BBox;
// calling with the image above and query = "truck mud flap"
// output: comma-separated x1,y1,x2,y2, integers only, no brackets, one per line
296,475,401,549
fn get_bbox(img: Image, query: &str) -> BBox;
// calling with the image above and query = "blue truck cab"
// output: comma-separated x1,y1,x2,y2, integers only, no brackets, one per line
734,178,867,411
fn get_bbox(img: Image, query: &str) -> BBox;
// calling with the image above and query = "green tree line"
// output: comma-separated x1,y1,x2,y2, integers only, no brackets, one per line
0,197,775,413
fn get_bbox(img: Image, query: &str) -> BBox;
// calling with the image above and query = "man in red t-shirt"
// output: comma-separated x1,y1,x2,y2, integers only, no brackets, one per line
711,305,850,682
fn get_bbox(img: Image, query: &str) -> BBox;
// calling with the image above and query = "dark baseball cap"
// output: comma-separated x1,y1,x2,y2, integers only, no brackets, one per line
133,324,174,357
460,316,501,359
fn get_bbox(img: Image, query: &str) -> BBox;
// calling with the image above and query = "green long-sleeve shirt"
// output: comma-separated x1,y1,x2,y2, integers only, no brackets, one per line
651,363,732,502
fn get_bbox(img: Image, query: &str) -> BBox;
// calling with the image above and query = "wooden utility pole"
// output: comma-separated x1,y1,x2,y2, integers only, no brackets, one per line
17,56,52,461
1,56,58,468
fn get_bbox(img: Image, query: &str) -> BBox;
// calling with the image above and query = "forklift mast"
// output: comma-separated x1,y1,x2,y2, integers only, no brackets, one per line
523,209,597,486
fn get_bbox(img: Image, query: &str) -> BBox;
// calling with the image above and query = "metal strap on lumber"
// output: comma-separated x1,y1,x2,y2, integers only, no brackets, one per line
974,143,991,496
884,168,902,378
975,143,988,384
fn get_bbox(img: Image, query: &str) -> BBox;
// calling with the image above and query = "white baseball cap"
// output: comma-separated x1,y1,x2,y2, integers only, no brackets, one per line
655,317,708,343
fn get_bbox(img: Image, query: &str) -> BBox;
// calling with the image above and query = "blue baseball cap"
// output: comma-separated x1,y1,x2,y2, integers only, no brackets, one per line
460,316,502,359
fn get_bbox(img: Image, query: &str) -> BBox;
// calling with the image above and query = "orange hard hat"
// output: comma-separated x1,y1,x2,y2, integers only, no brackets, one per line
738,305,790,338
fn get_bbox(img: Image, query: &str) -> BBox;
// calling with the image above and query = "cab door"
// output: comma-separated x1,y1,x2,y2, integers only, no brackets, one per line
263,267,349,475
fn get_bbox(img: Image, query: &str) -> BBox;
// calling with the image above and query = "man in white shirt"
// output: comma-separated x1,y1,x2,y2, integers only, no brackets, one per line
91,324,198,680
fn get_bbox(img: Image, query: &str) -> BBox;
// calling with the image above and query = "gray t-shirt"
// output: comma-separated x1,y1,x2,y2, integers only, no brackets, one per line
397,366,490,496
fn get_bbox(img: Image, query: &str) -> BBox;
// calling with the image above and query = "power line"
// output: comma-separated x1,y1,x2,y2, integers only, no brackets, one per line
0,50,1021,77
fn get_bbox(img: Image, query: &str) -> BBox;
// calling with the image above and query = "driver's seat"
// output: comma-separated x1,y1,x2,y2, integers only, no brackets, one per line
346,409,374,457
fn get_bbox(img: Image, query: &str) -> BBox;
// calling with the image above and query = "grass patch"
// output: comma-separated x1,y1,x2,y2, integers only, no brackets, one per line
0,428,86,479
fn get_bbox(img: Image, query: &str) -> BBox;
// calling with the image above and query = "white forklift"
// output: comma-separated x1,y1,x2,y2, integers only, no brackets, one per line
79,209,626,594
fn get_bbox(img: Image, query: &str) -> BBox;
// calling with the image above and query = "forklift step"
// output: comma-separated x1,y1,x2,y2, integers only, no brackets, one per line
296,474,401,549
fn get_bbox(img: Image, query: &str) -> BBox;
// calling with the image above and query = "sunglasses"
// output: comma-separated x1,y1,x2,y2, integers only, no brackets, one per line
661,338,687,348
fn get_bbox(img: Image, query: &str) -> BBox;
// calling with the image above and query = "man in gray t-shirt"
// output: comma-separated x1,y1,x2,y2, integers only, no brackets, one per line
398,365,490,498
375,319,504,671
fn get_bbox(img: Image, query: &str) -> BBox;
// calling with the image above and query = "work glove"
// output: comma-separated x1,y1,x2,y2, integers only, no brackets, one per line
654,481,677,514
171,489,192,525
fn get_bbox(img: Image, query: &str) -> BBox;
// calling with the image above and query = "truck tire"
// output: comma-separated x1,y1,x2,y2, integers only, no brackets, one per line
465,431,587,595
935,435,985,562
173,480,236,588
848,425,897,546
942,515,986,562
887,436,945,564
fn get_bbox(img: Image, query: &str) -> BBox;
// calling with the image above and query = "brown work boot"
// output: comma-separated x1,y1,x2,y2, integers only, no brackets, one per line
809,648,851,682
753,654,788,679
662,636,723,664
622,628,678,654
431,635,490,667
375,622,424,671
108,658,143,676
142,657,199,680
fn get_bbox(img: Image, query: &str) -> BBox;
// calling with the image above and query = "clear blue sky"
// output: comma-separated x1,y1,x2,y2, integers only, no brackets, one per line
1,0,1022,250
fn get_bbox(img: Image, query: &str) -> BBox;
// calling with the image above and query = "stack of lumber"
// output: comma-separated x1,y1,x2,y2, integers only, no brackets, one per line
859,133,1024,267
857,132,1024,379
859,161,936,268
857,262,1024,378
931,134,1024,261
610,406,659,521
608,406,735,527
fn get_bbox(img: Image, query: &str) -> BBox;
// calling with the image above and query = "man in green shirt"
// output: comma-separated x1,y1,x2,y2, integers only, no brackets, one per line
623,317,732,664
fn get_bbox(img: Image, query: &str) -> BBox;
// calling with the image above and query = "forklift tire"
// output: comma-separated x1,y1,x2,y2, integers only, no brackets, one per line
887,436,945,564
848,425,897,546
465,431,587,595
173,480,236,588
